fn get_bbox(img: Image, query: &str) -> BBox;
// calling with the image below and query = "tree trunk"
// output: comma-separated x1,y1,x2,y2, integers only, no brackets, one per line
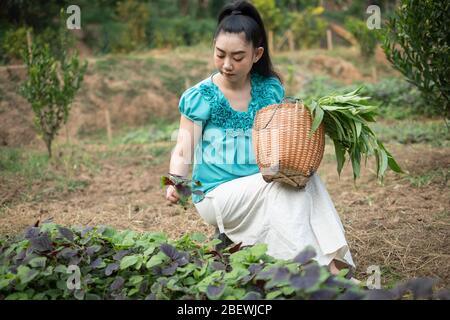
26,29,32,63
268,30,274,54
287,30,295,52
179,0,189,16
326,29,333,50
104,108,112,143
45,138,52,159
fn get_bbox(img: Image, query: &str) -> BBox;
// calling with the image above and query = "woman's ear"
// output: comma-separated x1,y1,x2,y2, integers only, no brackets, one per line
253,47,264,63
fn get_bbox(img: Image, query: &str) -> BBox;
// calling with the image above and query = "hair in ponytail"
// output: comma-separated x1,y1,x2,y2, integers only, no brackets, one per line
214,0,281,82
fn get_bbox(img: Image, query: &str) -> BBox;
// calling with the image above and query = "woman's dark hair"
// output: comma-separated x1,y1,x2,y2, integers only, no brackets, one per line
214,0,282,82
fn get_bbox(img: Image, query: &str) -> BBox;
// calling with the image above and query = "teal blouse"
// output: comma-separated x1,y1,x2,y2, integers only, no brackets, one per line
178,71,285,204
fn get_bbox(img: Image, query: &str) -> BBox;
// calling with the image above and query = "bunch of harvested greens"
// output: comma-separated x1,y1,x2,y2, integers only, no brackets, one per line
306,86,403,182
160,173,204,208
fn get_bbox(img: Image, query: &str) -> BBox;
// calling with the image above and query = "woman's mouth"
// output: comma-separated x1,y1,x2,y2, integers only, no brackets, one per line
223,72,234,77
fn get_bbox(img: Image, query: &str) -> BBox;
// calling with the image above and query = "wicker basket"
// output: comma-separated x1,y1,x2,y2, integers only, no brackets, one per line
252,99,325,188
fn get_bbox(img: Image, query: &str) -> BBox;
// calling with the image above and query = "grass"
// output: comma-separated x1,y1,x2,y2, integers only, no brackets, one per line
403,168,449,188
0,148,49,180
372,120,450,147
0,144,99,204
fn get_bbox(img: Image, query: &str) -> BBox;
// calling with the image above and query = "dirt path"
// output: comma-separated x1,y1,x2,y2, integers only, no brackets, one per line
0,140,449,288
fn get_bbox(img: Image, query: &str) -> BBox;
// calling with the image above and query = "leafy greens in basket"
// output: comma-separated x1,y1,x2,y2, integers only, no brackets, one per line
304,86,403,182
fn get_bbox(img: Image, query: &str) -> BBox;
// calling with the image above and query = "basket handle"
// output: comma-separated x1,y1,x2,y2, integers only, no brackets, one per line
261,96,303,129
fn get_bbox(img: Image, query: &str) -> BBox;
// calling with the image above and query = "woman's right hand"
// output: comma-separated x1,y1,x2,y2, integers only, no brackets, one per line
165,185,180,204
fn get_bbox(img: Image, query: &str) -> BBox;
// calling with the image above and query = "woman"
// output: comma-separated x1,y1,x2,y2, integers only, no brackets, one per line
166,0,355,276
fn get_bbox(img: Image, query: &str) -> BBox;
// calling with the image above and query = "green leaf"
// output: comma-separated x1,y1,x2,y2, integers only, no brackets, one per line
129,275,144,286
191,233,207,243
311,105,324,134
120,255,139,270
54,265,67,273
17,265,39,284
143,246,156,257
146,252,166,269
28,257,47,268
333,141,346,177
0,278,12,290
266,290,282,299
128,287,140,297
249,243,268,261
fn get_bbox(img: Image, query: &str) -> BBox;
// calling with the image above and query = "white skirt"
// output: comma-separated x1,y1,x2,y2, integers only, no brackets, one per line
194,172,355,269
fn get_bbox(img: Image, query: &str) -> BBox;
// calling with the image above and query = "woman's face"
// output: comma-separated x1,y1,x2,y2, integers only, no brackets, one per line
213,31,263,83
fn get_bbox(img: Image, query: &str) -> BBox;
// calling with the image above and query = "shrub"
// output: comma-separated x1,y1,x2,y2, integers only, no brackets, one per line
345,17,379,58
0,222,448,300
382,0,450,119
113,0,151,53
148,17,215,49
20,32,87,158
289,7,327,49
1,27,29,63
361,77,430,119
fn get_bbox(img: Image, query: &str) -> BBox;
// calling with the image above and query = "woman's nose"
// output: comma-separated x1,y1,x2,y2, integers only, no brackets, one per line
223,58,233,70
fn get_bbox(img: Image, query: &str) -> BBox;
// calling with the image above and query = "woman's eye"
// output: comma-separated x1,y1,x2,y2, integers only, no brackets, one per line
217,55,225,59
234,57,243,62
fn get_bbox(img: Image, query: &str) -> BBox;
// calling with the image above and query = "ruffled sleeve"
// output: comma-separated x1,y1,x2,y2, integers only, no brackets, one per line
266,76,285,103
178,86,211,127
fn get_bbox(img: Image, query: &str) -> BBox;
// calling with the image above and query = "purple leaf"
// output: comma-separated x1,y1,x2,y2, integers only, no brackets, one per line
161,262,178,276
14,250,26,263
256,269,277,281
58,227,74,242
160,243,178,260
90,258,103,268
105,263,120,276
337,290,365,300
211,262,226,271
113,250,130,261
290,264,321,290
58,248,78,259
29,234,53,252
110,276,125,291
248,264,264,275
69,255,82,266
81,226,93,237
273,267,290,282
406,277,436,299
365,289,396,300
175,252,189,266
311,289,338,300
389,282,408,299
145,293,156,300
206,284,225,299
86,245,101,256
293,246,317,265
325,276,354,289
435,289,450,300
242,292,262,300
176,184,191,197
24,227,40,239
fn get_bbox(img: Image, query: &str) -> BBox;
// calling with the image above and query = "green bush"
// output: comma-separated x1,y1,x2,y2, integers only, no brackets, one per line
1,27,29,63
148,17,215,49
361,78,429,119
20,35,87,158
382,0,450,119
289,7,327,49
345,17,379,58
113,0,150,53
0,222,448,300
